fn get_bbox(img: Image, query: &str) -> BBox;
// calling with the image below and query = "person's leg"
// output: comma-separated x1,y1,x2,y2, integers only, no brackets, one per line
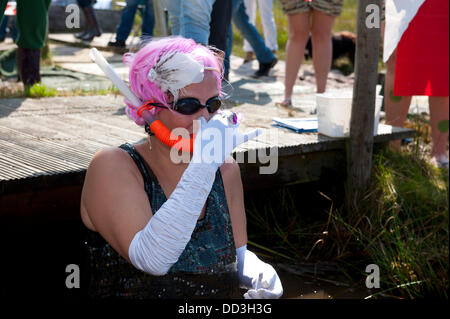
243,0,256,54
0,0,7,26
162,0,180,36
429,96,449,164
278,11,310,104
383,48,412,150
11,16,17,41
16,48,41,87
258,0,278,52
310,9,335,93
81,2,102,41
381,22,412,150
74,1,90,39
224,23,233,79
180,0,216,44
115,0,139,42
232,0,275,65
141,0,155,38
0,15,8,41
15,0,50,87
209,0,232,53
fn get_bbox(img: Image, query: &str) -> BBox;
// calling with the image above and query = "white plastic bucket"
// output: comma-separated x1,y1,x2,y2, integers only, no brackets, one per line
316,91,383,138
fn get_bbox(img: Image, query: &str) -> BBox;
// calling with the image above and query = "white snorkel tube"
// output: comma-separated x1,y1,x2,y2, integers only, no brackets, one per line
89,48,141,108
89,47,193,151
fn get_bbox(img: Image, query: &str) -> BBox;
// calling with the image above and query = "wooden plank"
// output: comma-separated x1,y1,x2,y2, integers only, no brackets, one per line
0,95,124,117
0,139,84,171
0,117,112,154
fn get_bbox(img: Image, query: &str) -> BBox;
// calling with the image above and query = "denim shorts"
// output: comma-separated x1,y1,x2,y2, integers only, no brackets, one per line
280,0,343,16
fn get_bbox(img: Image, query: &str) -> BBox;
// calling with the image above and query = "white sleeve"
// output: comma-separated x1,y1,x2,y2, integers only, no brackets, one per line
128,162,217,276
128,114,261,276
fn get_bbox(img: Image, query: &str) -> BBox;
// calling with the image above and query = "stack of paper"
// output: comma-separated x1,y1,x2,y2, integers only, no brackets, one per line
272,117,318,133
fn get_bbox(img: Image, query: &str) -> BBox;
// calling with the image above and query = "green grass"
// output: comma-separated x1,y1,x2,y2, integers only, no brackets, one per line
25,83,57,98
0,82,120,98
245,115,449,298
335,149,448,298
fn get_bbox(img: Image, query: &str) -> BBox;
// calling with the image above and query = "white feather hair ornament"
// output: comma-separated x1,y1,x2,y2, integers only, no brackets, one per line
147,51,219,101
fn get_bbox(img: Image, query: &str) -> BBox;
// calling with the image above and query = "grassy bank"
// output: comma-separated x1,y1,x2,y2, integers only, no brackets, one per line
0,82,120,98
245,115,449,298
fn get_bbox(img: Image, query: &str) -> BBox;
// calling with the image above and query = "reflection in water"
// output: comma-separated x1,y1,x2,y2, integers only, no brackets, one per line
277,271,370,299
298,290,332,299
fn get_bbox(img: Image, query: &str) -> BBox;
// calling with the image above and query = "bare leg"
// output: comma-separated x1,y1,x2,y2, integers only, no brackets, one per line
279,11,310,105
429,96,449,162
384,48,412,150
310,10,335,93
382,21,412,150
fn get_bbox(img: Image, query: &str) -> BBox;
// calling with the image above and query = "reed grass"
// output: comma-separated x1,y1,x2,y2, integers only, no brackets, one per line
245,115,449,298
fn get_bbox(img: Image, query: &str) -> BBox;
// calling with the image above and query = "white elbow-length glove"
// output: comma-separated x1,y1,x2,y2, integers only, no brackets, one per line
128,112,261,276
237,245,283,299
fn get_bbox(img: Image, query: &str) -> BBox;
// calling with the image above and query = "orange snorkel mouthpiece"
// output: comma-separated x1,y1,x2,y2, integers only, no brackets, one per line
137,102,194,153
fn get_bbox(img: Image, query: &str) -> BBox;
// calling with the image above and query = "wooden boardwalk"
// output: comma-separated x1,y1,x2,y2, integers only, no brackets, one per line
0,95,414,217
1,34,415,217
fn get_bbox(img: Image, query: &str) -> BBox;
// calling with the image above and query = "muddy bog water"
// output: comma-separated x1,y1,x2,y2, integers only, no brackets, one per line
277,269,370,299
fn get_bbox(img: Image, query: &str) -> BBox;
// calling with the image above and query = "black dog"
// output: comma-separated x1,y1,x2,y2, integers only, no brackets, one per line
304,31,356,66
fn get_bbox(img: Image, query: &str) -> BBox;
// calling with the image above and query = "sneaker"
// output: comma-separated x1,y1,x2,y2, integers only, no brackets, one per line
74,30,88,39
107,40,126,48
252,58,278,78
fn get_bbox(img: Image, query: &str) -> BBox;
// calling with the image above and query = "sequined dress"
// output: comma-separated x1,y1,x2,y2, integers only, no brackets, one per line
84,143,241,299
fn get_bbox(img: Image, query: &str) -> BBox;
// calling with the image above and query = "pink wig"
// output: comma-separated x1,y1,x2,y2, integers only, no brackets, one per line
123,37,224,126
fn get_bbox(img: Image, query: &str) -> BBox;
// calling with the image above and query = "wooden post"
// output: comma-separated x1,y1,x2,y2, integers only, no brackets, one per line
348,0,382,211
153,0,168,37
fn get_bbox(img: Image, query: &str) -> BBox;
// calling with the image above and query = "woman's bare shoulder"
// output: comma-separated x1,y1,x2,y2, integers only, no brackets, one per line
81,146,152,261
81,145,146,215
86,146,143,182
89,146,132,169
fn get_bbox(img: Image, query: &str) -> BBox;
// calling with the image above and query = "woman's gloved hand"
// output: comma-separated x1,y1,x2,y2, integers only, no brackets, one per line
236,245,283,299
192,112,261,167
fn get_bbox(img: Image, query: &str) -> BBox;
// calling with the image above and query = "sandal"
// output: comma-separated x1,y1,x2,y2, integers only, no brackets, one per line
275,99,293,109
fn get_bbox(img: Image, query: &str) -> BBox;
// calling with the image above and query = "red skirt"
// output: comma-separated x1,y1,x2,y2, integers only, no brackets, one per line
394,0,449,96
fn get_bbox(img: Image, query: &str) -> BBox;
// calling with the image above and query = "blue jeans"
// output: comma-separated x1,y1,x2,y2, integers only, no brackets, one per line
163,0,216,45
225,0,275,76
0,16,18,41
116,0,154,42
